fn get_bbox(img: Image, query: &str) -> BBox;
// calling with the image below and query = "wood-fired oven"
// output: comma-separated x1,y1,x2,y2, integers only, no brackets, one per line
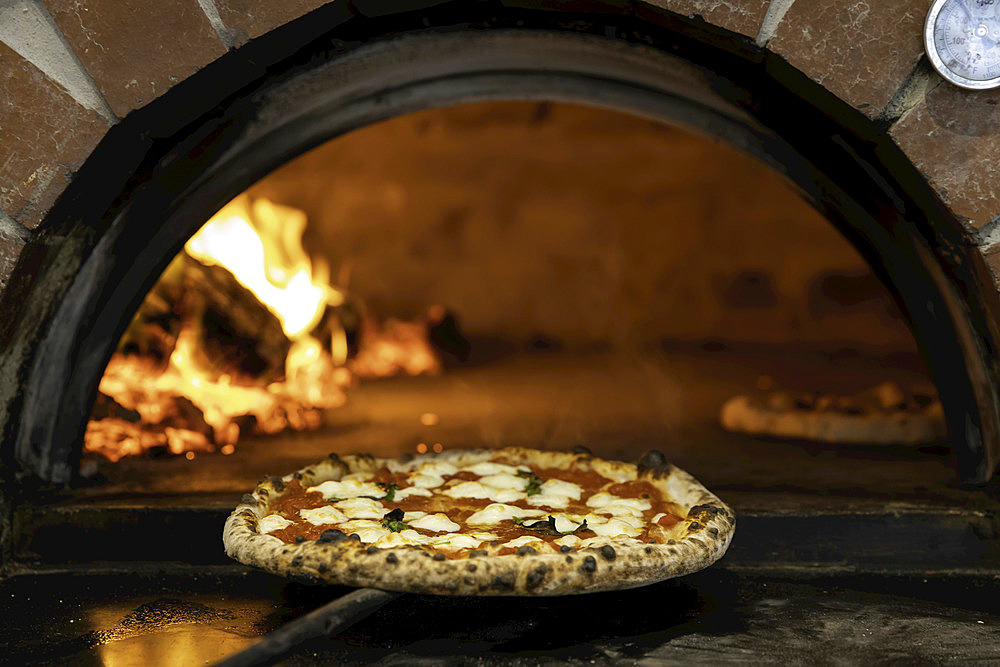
3,1,1000,663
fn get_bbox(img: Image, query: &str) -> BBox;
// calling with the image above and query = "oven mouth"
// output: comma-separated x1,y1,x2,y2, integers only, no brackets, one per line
6,14,1000,486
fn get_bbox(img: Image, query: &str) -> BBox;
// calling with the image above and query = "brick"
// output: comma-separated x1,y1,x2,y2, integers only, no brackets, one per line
890,82,1000,231
0,43,109,229
214,0,336,40
43,0,227,117
639,0,769,38
768,0,925,117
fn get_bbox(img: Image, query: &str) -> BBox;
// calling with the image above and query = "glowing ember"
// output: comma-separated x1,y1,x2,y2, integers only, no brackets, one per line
85,195,441,462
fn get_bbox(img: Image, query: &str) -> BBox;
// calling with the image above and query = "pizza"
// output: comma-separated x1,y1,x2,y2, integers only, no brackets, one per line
223,447,734,595
720,380,946,444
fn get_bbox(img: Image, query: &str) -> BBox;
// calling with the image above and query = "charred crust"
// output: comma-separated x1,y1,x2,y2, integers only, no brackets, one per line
327,452,342,462
366,546,380,555
492,573,516,591
399,453,414,463
636,450,674,478
318,563,328,573
318,529,347,544
257,487,270,497
707,527,719,537
433,553,446,561
469,549,487,558
293,472,303,479
599,545,617,561
291,555,303,567
667,539,677,545
565,555,573,563
559,545,573,553
570,445,592,456
466,563,478,572
644,547,654,554
348,533,361,542
266,476,286,492
240,494,256,505
688,522,703,532
386,553,399,564
295,536,306,544
580,555,597,573
517,546,538,556
526,566,548,589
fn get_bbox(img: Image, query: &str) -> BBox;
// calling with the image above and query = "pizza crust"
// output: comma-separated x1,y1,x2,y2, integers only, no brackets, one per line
720,382,947,445
223,447,735,596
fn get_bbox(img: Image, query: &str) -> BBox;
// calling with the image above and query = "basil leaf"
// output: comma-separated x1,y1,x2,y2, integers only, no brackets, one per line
517,469,544,496
381,508,409,532
376,482,399,502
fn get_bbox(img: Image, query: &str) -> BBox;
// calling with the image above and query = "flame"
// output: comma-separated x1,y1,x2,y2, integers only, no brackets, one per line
185,197,342,338
85,195,441,462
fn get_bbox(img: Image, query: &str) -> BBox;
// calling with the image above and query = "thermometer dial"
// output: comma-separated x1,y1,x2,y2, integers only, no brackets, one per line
925,0,1000,89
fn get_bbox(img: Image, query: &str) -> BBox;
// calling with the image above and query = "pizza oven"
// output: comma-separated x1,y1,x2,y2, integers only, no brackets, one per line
4,1,1000,663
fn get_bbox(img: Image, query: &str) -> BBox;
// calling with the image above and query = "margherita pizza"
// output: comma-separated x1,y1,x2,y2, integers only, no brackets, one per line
223,447,734,595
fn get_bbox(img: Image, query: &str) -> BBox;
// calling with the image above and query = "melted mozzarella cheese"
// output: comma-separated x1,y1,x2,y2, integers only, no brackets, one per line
375,530,429,548
258,514,293,534
539,479,583,500
552,515,583,533
586,493,651,515
351,526,392,543
430,534,484,551
478,473,527,491
408,513,460,533
409,473,446,489
333,497,385,520
338,519,381,532
416,461,459,477
554,534,582,548
466,503,546,526
299,506,348,525
501,535,545,549
526,492,571,509
402,511,427,521
394,486,432,501
588,517,643,538
442,481,494,500
307,479,384,499
468,531,500,541
460,462,521,476
577,535,643,548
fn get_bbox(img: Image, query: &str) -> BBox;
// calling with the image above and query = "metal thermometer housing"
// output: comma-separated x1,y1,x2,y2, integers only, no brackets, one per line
925,0,1000,90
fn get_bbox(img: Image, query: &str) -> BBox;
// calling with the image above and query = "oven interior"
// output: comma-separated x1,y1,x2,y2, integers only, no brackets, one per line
6,96,1000,663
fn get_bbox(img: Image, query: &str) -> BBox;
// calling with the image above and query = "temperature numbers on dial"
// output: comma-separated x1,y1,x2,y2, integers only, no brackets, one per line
933,0,1000,81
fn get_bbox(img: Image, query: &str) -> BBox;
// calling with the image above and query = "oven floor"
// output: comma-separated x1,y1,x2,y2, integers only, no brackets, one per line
3,567,1000,665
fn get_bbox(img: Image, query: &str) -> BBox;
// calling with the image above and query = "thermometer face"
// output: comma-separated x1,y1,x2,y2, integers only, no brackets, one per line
925,0,1000,89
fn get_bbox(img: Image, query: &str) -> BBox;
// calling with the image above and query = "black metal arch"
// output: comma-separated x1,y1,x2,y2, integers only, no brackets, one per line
8,8,999,483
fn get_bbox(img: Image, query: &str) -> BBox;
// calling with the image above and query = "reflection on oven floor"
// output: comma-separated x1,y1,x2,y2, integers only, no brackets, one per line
4,569,1000,664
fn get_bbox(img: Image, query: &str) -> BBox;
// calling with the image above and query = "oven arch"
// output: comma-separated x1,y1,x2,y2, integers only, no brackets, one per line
6,17,1000,483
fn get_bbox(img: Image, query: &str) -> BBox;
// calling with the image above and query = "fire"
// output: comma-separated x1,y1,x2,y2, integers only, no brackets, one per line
84,195,441,462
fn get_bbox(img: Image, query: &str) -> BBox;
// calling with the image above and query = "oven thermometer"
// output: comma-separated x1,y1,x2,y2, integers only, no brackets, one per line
925,0,1000,90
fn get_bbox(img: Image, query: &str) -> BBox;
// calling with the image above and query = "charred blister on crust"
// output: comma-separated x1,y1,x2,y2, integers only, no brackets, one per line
570,445,592,455
599,545,616,561
492,573,516,591
386,553,399,564
559,545,573,553
688,522,703,532
318,529,347,544
517,546,538,556
466,563,477,572
580,555,597,573
266,476,286,492
469,549,487,558
526,565,548,590
433,553,446,561
240,493,256,505
636,450,674,478
366,546,379,555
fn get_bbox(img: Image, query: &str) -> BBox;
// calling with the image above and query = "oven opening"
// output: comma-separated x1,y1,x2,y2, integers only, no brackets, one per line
72,100,947,527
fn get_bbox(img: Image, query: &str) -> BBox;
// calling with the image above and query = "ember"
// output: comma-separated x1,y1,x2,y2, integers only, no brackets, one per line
85,196,440,462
